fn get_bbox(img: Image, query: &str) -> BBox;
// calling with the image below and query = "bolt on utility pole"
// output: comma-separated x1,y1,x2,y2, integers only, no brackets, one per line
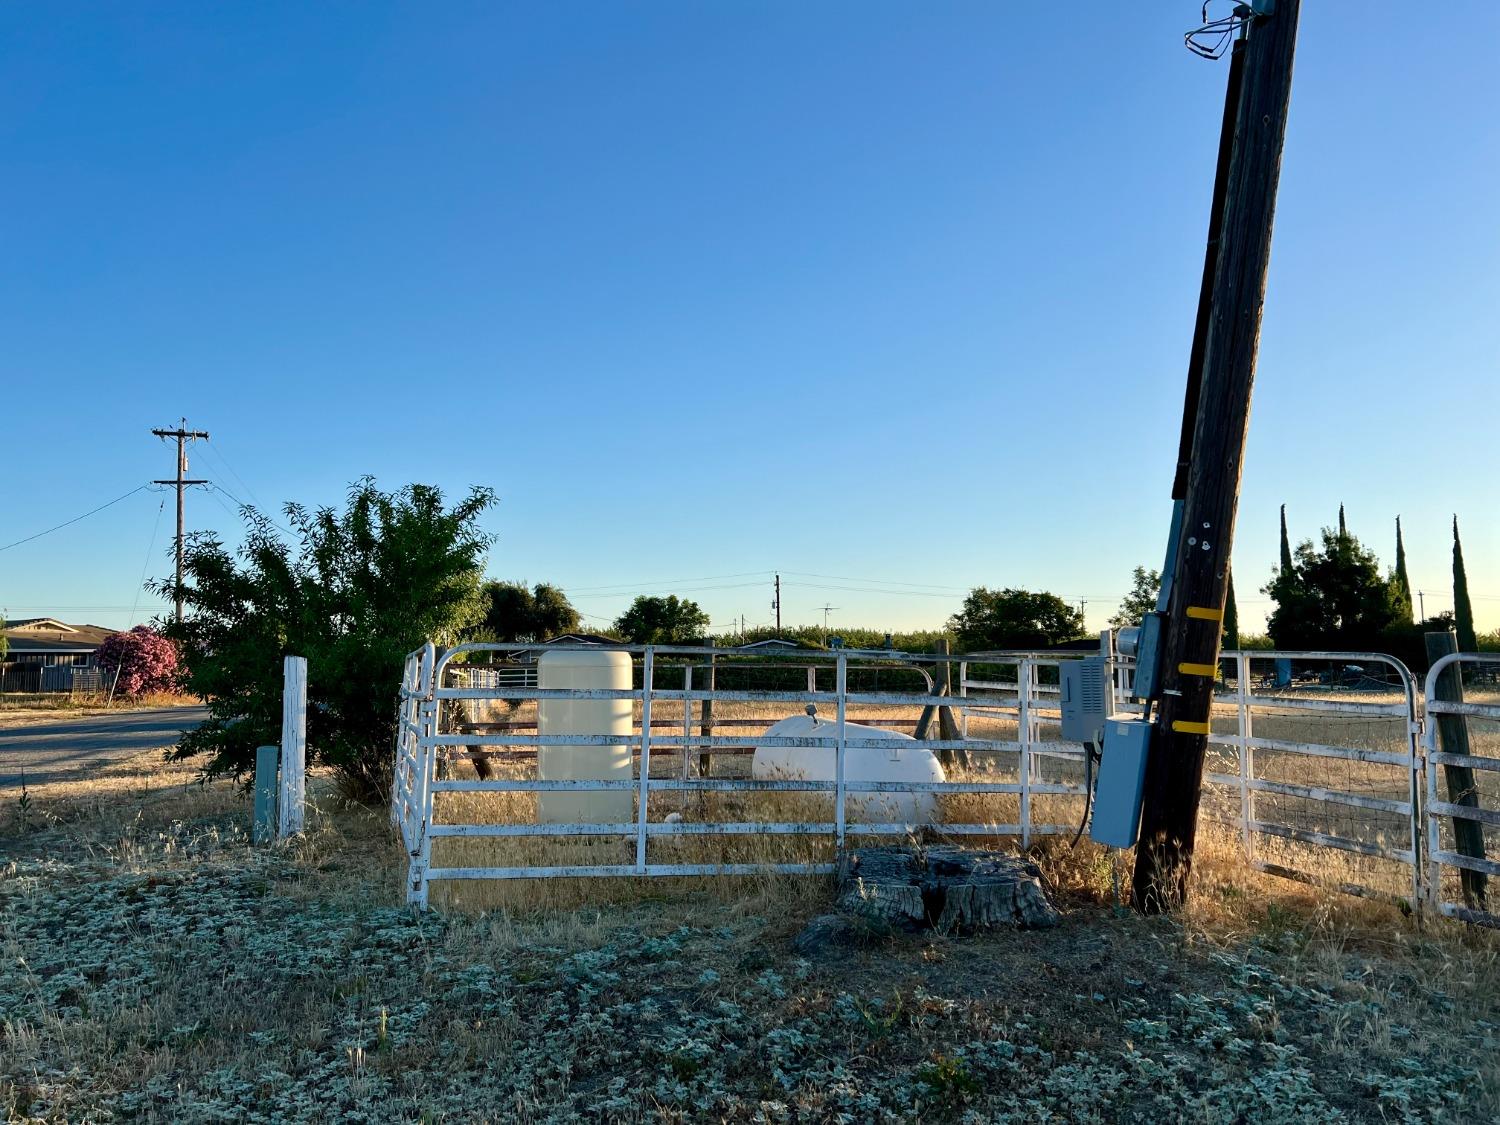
1133,0,1301,913
151,420,209,624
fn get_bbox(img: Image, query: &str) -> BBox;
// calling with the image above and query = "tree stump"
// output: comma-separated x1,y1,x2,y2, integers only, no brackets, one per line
836,848,927,928
797,845,1058,952
924,846,1059,931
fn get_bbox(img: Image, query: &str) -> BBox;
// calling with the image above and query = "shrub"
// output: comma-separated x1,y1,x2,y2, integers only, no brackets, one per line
159,479,495,802
95,626,179,697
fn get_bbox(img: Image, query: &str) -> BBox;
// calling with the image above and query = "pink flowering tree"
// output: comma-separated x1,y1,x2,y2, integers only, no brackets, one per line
96,626,180,697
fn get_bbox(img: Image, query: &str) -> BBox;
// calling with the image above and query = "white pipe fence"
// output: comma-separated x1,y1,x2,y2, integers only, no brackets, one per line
393,642,1500,927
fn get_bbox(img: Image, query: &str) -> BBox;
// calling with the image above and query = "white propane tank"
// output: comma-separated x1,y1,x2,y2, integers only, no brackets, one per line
537,650,633,824
751,714,945,824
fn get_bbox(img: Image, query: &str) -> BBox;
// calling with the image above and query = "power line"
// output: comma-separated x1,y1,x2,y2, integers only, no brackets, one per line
128,497,168,628
781,570,969,592
0,484,151,553
564,570,773,593
201,437,263,508
568,580,768,601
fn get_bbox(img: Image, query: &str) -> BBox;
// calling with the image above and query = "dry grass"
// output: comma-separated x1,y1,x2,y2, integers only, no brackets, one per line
6,682,1500,1119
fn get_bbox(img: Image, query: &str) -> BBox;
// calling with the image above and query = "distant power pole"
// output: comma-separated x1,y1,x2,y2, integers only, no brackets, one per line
1133,0,1301,912
820,603,839,634
151,420,209,624
772,574,781,634
1418,590,1426,620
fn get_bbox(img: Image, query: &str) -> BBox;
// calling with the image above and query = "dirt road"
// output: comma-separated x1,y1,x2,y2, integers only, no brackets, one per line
0,706,209,788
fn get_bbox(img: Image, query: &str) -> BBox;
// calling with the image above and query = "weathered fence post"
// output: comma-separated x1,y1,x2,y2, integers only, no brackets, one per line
1425,631,1487,906
279,655,307,838
917,639,968,769
253,745,279,845
698,654,715,778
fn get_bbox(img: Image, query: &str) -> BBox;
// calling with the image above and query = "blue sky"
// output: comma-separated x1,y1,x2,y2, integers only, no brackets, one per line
3,2,1497,637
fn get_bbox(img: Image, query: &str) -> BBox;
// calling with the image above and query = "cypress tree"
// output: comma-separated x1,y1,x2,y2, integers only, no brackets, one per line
1454,515,1479,651
1279,505,1294,575
1224,570,1240,650
1338,503,1348,539
1393,515,1414,623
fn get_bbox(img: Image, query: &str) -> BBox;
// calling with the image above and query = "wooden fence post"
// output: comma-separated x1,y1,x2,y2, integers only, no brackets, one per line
279,655,307,838
698,654,715,777
1425,631,1487,906
253,745,279,845
917,640,969,769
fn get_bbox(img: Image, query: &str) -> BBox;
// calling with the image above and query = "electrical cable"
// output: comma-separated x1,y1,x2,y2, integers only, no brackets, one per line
201,438,263,508
1184,1,1252,60
1071,739,1102,847
128,497,168,628
0,484,151,553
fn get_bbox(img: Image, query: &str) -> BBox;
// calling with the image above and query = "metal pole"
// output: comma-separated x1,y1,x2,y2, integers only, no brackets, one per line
636,648,654,873
835,653,847,849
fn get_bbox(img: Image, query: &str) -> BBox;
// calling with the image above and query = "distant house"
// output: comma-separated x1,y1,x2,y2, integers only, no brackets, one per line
1,618,116,668
1,618,119,693
734,638,803,652
540,632,623,647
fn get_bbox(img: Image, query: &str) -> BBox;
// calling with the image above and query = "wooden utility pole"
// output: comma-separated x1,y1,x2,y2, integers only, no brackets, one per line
773,573,781,633
151,420,209,624
1133,0,1300,912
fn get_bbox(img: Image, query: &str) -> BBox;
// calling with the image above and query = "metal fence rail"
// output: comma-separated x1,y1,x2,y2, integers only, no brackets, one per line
1422,652,1500,927
1200,650,1422,910
397,643,1096,906
393,642,1500,928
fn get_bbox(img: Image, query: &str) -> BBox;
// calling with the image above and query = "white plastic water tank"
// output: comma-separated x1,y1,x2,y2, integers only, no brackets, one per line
751,714,946,824
537,650,633,824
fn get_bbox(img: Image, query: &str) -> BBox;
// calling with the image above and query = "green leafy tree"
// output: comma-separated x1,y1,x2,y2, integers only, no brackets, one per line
1108,567,1160,630
160,480,495,802
1264,526,1403,652
476,580,580,643
614,595,710,644
1392,516,1414,623
1279,504,1294,575
1454,515,1479,652
949,587,1085,652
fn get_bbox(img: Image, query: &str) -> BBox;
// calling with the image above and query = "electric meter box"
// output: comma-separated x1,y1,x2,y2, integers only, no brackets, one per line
1090,717,1151,848
1060,657,1109,744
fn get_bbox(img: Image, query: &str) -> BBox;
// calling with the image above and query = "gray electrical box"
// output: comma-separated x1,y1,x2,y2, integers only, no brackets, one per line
1060,657,1109,744
1090,717,1151,848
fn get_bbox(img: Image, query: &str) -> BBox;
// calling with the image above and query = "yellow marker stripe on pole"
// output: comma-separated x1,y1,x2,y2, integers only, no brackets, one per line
1186,606,1223,621
1171,720,1211,735
1178,662,1218,677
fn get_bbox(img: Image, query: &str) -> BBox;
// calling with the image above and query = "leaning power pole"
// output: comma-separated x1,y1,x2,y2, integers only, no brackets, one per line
1132,0,1300,912
151,420,209,624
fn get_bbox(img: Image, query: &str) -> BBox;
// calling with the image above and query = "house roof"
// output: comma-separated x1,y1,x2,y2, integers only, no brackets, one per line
541,632,623,646
2,619,118,654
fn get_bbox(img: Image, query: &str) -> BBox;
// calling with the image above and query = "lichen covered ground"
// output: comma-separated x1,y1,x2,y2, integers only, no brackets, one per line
2,758,1497,1122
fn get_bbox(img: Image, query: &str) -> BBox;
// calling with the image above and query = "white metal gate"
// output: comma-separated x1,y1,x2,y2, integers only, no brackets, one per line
394,643,1098,907
1201,650,1422,909
1422,652,1500,927
393,642,1500,926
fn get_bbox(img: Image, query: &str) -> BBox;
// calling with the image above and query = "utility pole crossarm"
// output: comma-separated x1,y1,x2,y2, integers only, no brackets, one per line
151,421,211,625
